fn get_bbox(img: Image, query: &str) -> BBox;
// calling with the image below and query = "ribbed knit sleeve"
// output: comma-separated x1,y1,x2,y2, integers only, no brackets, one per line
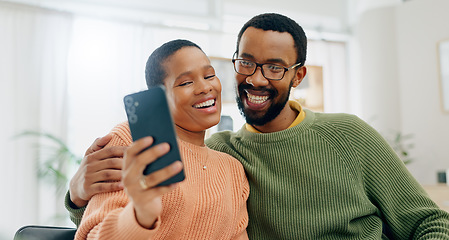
206,109,449,240
64,191,85,227
322,113,449,239
75,122,249,240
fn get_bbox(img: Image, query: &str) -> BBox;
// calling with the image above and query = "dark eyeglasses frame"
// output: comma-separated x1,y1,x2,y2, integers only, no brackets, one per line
231,58,302,81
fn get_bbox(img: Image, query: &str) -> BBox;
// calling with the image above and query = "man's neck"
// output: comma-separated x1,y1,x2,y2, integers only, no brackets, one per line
250,103,299,133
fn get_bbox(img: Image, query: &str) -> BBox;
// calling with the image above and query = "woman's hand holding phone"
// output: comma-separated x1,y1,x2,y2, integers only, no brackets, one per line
124,87,185,186
122,136,183,229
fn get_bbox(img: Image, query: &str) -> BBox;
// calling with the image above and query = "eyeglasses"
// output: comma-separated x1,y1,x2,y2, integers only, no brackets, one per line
232,58,302,81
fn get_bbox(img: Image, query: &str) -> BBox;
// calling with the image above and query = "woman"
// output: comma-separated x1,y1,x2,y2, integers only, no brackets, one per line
74,40,249,240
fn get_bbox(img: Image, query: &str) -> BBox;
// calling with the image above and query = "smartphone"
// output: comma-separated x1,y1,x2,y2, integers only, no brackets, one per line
123,85,185,186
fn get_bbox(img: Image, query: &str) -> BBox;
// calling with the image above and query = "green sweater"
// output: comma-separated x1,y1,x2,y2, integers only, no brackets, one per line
65,191,85,227
205,109,449,239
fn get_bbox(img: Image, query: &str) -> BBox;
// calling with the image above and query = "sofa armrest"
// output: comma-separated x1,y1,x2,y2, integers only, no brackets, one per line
14,225,76,240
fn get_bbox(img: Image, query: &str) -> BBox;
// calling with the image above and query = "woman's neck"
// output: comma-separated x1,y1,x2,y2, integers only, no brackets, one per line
175,125,206,146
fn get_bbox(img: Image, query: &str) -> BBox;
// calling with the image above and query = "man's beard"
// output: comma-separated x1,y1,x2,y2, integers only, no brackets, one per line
236,82,292,126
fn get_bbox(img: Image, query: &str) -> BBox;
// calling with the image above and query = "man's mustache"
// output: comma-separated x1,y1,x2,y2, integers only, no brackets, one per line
238,83,277,96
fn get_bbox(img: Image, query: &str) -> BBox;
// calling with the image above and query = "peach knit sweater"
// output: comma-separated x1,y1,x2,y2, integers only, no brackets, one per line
75,122,249,240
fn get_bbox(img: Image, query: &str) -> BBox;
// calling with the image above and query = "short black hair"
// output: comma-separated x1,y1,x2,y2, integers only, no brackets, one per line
236,13,307,66
145,39,203,88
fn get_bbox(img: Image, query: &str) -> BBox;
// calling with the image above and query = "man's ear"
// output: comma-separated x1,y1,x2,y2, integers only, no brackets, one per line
292,66,307,88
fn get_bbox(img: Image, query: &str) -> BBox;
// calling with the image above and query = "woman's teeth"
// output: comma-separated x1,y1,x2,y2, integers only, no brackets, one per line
247,92,269,104
193,99,215,108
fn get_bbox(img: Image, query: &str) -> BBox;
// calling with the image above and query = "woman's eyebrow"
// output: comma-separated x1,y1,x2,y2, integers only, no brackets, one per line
175,64,214,81
175,71,192,81
203,65,214,71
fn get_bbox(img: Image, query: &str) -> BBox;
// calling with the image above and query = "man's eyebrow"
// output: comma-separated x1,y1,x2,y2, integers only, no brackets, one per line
239,53,255,60
239,53,287,65
265,58,287,65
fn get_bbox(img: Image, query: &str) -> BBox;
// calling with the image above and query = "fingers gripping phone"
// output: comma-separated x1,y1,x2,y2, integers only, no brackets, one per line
124,85,185,186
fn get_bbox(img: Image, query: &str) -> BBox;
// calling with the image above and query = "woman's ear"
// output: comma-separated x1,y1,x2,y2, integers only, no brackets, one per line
292,66,307,88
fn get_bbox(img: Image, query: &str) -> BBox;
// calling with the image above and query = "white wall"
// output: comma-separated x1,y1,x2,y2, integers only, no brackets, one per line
353,6,400,131
397,0,449,184
354,0,449,184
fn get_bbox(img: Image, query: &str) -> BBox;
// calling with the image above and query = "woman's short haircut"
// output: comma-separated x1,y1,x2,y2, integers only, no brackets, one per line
145,39,203,88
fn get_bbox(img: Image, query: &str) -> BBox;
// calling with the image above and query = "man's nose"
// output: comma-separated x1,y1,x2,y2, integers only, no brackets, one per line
246,67,269,87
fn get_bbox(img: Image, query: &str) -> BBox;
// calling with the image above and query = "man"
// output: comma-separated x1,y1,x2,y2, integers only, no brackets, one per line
66,13,449,239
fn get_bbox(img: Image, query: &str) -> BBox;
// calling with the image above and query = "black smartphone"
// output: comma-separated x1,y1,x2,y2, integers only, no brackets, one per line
123,85,185,186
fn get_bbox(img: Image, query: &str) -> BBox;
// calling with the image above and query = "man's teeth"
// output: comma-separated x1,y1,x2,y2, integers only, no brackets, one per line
247,93,269,104
194,99,215,108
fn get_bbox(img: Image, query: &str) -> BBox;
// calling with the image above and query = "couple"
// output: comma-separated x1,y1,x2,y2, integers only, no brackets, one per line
67,13,449,239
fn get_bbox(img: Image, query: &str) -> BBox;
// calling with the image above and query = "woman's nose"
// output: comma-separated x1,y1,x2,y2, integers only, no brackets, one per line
196,78,213,94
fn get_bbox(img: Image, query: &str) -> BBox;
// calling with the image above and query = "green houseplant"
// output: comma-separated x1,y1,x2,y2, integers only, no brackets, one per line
385,131,414,165
15,130,82,195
